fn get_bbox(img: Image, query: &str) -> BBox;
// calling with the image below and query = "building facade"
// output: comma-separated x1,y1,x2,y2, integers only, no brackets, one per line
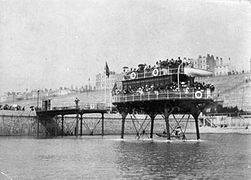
214,65,230,76
190,54,215,72
190,54,234,76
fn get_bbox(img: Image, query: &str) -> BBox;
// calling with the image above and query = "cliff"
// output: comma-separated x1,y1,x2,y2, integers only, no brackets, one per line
197,73,251,111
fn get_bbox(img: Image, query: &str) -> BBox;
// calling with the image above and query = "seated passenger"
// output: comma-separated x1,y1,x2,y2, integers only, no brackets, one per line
174,126,182,136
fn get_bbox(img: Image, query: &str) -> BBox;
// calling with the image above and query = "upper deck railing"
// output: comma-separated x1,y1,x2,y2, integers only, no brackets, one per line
123,67,184,81
112,90,215,103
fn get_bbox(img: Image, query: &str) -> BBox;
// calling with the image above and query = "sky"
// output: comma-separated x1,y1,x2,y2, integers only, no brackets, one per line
0,0,251,94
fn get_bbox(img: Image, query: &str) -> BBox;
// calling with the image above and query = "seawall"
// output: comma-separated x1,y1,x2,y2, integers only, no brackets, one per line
197,73,251,111
1,111,250,136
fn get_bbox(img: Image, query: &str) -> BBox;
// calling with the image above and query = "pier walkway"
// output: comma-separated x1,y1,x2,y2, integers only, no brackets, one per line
36,103,108,138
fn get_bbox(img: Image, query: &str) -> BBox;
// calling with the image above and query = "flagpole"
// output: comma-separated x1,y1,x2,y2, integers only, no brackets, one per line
109,83,112,111
105,75,107,108
104,61,110,110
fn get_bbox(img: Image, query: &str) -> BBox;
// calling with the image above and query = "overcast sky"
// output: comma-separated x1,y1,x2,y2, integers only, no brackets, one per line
0,0,250,94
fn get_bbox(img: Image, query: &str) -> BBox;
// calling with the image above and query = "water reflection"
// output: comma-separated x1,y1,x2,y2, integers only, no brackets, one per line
115,134,251,179
0,135,250,179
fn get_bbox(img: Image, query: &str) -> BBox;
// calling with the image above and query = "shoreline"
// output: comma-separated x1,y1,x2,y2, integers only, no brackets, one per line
191,126,251,134
1,127,251,137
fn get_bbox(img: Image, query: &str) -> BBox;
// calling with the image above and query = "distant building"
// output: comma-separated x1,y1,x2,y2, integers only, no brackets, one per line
214,65,230,76
190,54,215,73
95,71,123,90
55,89,72,96
190,54,235,76
214,57,233,76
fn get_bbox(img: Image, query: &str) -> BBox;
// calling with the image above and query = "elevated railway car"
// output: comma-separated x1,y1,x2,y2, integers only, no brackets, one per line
112,59,215,140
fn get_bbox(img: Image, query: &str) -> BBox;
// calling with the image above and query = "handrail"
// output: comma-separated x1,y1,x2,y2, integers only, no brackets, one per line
112,91,215,103
50,103,107,111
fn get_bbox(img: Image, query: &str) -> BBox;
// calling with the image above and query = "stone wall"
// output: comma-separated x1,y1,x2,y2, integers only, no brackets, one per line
203,115,250,127
0,110,46,136
2,110,249,137
0,115,37,136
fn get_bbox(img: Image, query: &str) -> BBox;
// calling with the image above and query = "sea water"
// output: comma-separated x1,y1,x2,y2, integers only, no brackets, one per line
0,134,250,179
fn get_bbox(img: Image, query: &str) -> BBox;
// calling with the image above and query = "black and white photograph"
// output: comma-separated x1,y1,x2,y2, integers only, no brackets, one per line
0,0,251,179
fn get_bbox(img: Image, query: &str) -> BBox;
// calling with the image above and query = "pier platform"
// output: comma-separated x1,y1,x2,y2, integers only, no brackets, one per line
36,103,108,138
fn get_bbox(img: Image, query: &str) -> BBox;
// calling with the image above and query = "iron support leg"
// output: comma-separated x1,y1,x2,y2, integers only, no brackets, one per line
150,114,156,139
101,113,104,136
80,114,83,136
194,115,200,140
121,112,127,139
55,117,57,137
61,115,64,137
37,117,39,138
76,113,79,137
164,108,171,140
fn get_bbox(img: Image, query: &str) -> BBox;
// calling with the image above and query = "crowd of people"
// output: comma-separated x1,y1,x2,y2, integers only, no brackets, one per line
124,57,191,75
192,82,215,91
0,104,28,111
113,81,215,96
113,58,216,97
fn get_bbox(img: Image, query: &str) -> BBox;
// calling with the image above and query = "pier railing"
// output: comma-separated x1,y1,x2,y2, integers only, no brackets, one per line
49,103,107,111
112,90,215,103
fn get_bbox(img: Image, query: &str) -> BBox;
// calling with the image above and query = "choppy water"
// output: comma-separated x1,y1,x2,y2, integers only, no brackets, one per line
0,134,251,180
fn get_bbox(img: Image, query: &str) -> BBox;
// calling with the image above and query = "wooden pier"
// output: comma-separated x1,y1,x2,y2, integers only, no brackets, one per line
36,99,108,138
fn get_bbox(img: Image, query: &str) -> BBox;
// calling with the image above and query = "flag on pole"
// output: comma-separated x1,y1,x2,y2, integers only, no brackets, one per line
105,61,110,78
111,82,117,95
